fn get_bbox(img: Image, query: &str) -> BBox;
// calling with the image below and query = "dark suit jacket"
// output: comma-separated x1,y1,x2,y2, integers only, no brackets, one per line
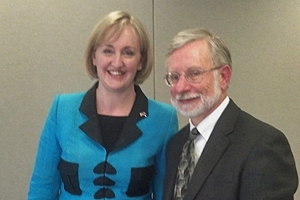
163,99,298,200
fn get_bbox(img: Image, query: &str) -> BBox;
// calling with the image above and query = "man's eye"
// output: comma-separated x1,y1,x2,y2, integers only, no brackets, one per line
170,74,179,81
192,70,201,75
189,70,202,77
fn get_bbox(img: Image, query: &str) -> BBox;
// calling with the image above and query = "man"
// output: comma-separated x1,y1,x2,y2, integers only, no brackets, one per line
163,28,298,200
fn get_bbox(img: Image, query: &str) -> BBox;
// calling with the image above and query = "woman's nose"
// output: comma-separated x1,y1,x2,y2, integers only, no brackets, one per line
112,53,123,67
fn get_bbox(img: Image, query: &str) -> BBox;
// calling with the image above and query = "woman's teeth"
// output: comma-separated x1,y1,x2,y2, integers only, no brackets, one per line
109,70,124,75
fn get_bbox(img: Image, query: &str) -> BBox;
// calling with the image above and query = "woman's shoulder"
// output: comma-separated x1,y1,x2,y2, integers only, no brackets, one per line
56,91,86,99
55,92,86,101
53,91,86,106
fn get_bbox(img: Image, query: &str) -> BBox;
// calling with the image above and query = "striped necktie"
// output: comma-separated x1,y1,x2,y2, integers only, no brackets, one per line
174,128,200,199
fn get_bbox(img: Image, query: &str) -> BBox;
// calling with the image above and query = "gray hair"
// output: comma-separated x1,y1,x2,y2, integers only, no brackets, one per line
167,28,232,68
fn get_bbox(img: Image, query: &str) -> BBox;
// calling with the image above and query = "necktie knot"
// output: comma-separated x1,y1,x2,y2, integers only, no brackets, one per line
188,128,200,141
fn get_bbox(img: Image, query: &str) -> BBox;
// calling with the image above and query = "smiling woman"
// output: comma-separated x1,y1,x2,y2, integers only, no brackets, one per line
92,25,142,102
27,10,178,200
84,11,153,85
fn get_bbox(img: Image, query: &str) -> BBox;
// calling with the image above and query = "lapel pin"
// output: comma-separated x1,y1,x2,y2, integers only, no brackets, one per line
139,111,147,118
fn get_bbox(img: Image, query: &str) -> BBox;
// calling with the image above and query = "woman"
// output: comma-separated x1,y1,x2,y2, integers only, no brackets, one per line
28,11,178,200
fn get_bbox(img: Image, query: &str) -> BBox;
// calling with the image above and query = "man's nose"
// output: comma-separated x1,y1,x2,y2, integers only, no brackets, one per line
174,75,191,92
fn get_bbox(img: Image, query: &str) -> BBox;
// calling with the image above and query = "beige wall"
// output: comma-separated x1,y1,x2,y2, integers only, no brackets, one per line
1,0,299,199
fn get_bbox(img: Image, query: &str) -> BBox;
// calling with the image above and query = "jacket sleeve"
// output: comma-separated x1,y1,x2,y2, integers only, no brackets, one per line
239,128,298,200
153,107,178,200
28,95,62,200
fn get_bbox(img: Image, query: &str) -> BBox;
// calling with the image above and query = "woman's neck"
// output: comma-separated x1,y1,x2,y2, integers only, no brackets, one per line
96,85,136,116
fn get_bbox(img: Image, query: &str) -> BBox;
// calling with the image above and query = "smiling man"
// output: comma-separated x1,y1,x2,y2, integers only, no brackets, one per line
163,27,298,200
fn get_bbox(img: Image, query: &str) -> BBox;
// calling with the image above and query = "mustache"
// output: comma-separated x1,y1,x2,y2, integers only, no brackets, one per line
174,93,202,100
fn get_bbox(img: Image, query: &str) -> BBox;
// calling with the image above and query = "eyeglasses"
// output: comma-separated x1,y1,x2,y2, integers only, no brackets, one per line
164,66,223,86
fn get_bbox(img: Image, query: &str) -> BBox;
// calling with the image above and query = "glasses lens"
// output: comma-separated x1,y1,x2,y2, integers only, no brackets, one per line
169,73,180,85
165,73,179,86
186,68,204,82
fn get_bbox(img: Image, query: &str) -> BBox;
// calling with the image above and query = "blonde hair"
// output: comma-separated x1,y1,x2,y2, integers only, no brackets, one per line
84,10,153,84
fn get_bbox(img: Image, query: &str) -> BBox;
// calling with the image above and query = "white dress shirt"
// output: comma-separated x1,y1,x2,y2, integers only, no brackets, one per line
190,96,230,162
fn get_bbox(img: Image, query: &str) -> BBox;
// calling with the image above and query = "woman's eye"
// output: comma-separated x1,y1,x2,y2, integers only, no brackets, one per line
123,50,134,57
103,49,113,55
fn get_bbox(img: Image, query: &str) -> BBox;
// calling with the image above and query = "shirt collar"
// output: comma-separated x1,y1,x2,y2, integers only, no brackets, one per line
189,96,230,142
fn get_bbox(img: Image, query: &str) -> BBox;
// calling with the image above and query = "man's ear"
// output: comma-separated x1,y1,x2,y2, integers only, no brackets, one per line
220,65,232,90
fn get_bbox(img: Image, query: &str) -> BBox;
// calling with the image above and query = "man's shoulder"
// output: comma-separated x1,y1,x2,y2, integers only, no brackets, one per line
225,99,281,134
239,110,281,133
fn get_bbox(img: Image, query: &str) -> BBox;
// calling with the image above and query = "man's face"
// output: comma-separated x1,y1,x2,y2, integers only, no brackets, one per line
167,40,223,124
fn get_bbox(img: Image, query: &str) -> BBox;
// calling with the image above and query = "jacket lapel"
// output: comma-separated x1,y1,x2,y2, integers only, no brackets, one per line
185,99,241,199
79,82,103,144
113,85,148,150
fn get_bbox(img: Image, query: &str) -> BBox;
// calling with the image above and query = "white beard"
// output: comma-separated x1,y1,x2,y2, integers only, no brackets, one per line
171,73,221,118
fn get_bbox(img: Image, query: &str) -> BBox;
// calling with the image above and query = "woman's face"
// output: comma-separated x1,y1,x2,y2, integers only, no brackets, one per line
93,25,142,93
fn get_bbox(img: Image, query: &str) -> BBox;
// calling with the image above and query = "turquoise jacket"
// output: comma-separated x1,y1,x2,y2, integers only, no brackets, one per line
28,83,178,200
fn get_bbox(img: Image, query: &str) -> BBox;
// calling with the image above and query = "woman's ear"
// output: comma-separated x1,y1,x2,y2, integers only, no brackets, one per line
92,52,96,66
137,63,142,71
137,58,143,71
